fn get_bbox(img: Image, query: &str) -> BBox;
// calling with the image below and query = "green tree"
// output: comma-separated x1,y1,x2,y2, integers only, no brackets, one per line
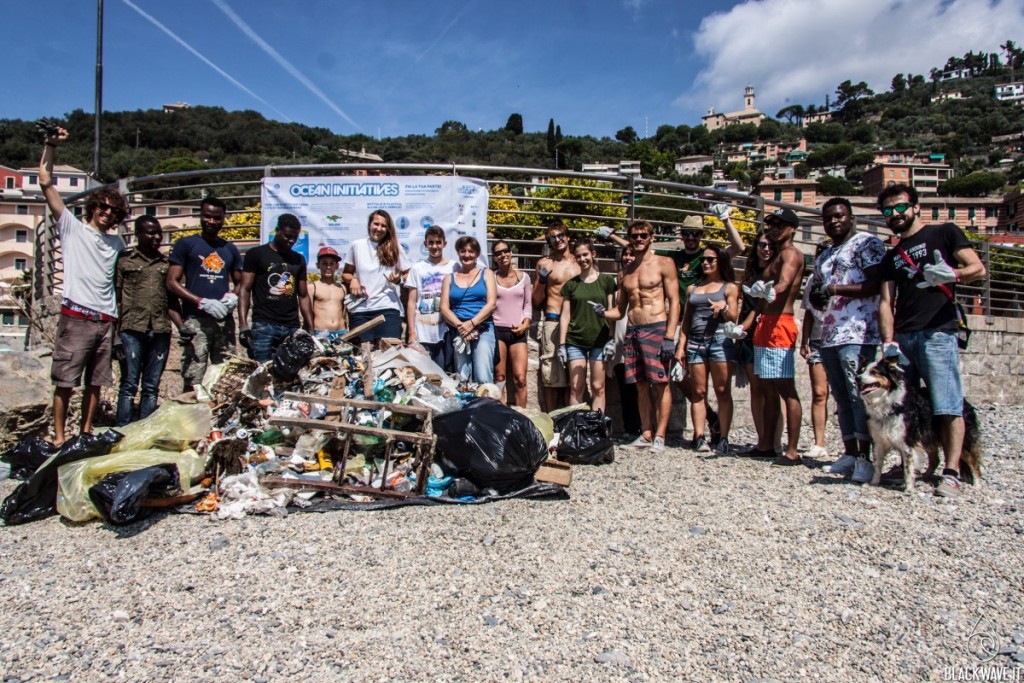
891,73,907,94
775,104,805,124
524,177,627,233
504,113,524,136
546,119,556,156
615,126,638,144
818,175,855,196
937,171,1005,197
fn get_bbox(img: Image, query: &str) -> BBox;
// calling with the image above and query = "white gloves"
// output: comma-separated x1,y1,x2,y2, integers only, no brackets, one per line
588,300,607,317
917,250,957,288
709,203,731,221
556,345,568,365
453,336,468,355
742,280,776,304
722,321,747,340
602,339,616,361
670,362,685,382
198,297,229,320
220,292,238,313
538,266,551,284
593,226,615,241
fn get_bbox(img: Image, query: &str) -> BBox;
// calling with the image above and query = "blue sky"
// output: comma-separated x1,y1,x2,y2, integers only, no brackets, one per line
6,0,1024,139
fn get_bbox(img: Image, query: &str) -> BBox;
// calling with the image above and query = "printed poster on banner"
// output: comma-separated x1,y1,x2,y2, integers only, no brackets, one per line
261,176,490,272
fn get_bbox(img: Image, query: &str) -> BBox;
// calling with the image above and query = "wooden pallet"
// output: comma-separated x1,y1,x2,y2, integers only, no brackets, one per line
267,391,436,499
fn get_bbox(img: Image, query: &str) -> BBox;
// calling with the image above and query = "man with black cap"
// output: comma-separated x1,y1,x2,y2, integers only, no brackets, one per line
743,207,804,465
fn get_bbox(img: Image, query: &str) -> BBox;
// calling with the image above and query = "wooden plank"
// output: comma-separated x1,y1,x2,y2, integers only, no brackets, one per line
280,392,433,418
262,477,409,499
339,315,386,343
268,416,436,444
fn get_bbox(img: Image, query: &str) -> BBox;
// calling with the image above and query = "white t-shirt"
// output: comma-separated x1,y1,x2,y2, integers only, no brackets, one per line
343,238,411,314
406,259,455,344
58,211,125,316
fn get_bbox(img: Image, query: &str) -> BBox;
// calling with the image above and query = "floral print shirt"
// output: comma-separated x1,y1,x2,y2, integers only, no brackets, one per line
817,231,886,347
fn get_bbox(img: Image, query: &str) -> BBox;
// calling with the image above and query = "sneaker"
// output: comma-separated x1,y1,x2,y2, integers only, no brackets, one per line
824,454,857,476
880,464,905,485
935,472,962,499
851,458,874,484
713,437,731,456
651,436,665,452
707,409,721,447
806,445,829,459
693,435,711,453
626,435,653,448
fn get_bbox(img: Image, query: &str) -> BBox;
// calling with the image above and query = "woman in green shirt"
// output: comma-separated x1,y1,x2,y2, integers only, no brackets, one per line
558,238,618,412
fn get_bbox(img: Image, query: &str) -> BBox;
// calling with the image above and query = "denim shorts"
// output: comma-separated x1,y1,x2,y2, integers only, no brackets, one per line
565,344,604,362
685,334,736,365
895,329,963,416
806,338,823,365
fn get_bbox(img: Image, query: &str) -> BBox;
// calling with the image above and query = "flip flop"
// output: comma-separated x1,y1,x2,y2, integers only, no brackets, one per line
771,455,803,467
736,448,776,458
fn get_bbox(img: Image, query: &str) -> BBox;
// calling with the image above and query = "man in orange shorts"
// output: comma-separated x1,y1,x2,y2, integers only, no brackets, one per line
744,208,804,465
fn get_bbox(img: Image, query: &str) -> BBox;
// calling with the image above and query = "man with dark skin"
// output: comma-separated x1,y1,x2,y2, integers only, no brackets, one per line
807,198,885,482
238,214,315,361
532,221,580,411
601,220,680,452
744,208,804,465
166,196,242,392
876,184,986,498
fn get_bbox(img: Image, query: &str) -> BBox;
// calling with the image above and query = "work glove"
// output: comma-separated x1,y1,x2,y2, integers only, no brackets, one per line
112,337,125,362
602,339,616,361
917,250,957,288
238,329,253,355
538,265,551,284
588,300,607,317
556,345,568,365
709,203,731,221
593,226,615,241
219,292,239,313
882,342,901,360
670,361,685,382
452,336,468,355
198,297,229,320
659,338,676,364
808,279,831,311
177,326,195,348
742,280,776,303
722,321,747,341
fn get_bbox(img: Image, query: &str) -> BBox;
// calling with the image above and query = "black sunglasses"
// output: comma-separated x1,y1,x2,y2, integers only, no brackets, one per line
493,248,511,256
628,233,651,241
681,230,701,238
700,256,717,263
881,202,913,217
548,233,568,243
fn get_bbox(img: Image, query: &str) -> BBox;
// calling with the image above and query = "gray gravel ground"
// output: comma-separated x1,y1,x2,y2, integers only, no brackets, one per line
1,404,1022,682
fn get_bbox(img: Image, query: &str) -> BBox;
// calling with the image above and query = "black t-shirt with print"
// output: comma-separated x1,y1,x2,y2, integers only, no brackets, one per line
244,244,307,327
879,222,971,333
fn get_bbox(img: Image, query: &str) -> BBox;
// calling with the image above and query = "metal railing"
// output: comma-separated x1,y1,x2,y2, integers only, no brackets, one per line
34,163,1024,320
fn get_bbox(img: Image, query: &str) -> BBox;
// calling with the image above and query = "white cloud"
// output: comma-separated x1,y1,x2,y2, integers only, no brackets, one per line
678,0,1024,118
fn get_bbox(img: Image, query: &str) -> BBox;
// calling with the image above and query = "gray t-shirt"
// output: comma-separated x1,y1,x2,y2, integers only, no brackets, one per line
58,211,125,316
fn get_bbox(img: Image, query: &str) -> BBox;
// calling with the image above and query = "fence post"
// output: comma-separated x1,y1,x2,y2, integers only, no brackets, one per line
982,240,992,323
628,174,637,221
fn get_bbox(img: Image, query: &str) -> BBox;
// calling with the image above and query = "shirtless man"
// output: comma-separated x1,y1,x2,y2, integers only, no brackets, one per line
601,220,680,452
532,220,580,410
744,207,804,465
310,247,347,341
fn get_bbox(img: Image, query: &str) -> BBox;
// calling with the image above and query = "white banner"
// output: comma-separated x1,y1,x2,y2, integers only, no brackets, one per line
260,176,490,272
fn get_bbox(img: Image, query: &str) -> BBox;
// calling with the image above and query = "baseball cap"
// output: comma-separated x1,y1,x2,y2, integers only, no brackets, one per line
317,246,340,260
767,208,800,227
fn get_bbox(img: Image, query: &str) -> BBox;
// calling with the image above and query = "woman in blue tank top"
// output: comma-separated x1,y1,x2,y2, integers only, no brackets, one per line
674,243,739,455
441,236,497,383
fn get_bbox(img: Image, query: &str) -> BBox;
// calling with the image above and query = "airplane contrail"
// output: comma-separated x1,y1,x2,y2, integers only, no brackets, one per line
210,0,360,130
119,0,292,121
415,1,476,63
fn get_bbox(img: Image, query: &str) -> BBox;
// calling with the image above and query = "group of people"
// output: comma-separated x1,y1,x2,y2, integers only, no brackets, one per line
41,125,984,498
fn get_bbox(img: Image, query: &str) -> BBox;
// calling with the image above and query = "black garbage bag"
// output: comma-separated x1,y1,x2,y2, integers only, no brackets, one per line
434,398,548,493
553,410,615,465
1,436,58,480
271,331,317,381
88,464,179,526
0,430,123,526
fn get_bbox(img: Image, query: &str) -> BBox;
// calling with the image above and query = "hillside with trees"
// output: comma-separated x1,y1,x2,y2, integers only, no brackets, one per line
1,40,1023,196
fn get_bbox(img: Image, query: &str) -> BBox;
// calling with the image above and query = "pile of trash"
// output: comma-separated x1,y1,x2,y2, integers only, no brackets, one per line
0,328,615,526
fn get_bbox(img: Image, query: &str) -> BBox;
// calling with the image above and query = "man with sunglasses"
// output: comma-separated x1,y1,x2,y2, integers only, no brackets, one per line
39,126,127,446
876,184,986,498
532,220,580,410
601,221,680,451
